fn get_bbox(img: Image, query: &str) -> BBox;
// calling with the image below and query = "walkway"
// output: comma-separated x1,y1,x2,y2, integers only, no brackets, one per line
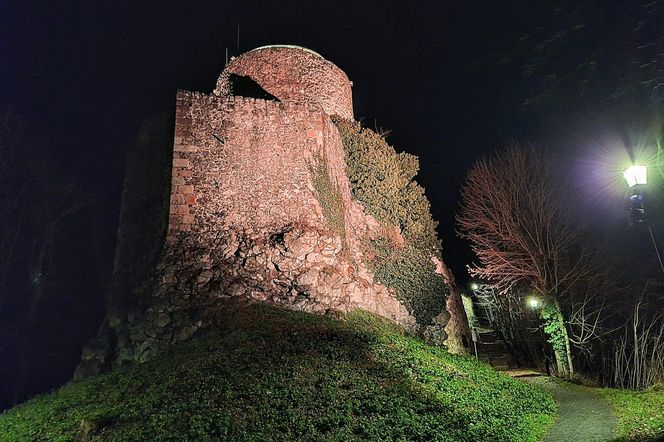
522,376,617,442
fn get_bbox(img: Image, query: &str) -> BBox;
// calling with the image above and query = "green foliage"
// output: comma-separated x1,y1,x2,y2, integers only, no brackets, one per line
333,118,438,247
539,301,571,376
539,303,567,358
371,239,448,326
333,118,445,325
0,305,555,441
309,150,347,250
602,387,664,441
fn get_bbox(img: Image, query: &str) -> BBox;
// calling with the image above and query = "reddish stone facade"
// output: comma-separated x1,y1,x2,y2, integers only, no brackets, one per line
214,46,353,119
79,47,457,373
76,46,459,375
169,93,333,237
161,46,418,329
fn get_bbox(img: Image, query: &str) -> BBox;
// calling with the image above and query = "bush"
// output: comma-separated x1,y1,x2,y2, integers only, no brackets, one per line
333,118,446,325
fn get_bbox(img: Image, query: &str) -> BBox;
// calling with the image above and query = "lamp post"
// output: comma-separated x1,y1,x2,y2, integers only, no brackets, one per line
623,165,664,274
623,165,647,189
624,165,648,225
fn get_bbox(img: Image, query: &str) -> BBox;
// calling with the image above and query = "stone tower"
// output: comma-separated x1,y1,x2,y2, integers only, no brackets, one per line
165,45,414,324
77,46,460,375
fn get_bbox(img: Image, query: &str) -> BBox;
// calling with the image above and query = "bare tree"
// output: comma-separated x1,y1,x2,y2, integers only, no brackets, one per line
457,143,587,377
610,282,664,389
473,283,547,369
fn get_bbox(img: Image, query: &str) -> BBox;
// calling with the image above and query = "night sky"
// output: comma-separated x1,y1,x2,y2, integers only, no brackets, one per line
2,0,657,408
2,1,544,280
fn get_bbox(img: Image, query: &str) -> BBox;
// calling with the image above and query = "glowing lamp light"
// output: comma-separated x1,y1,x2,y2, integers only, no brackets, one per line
623,165,647,188
470,283,479,291
528,297,540,309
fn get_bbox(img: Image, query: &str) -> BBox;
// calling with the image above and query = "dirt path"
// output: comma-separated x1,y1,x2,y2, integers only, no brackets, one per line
523,376,617,442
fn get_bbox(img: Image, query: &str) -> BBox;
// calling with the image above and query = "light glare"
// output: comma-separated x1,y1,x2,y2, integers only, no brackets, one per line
623,165,647,188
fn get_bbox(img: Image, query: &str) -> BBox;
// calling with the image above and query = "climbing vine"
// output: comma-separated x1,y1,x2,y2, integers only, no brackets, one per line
539,300,572,376
308,150,347,251
333,117,447,325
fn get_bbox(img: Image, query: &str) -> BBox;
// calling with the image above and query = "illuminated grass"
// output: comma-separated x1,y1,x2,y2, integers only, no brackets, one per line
602,387,664,441
0,305,555,441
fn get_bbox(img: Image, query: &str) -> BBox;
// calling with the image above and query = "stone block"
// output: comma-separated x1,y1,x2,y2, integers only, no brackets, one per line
173,158,191,168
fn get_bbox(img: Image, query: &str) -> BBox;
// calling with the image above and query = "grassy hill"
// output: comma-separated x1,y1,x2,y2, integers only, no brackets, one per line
0,304,555,441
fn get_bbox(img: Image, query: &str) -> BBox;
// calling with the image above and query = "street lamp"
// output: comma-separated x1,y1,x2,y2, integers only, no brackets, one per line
624,165,648,224
623,165,647,188
526,295,550,375
623,164,664,274
528,297,541,309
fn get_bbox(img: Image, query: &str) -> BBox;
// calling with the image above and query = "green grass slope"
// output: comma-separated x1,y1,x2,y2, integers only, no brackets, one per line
0,305,555,441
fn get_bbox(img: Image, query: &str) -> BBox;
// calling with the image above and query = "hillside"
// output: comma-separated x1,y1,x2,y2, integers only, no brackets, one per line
0,304,554,441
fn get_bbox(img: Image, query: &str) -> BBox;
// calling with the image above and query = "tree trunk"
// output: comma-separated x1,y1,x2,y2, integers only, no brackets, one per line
541,300,574,378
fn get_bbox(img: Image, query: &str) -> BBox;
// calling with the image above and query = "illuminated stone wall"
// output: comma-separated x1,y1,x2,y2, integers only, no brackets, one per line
214,46,353,119
77,47,460,373
165,87,410,322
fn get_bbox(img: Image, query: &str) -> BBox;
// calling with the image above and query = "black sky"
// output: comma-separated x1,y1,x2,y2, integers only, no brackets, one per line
2,0,543,282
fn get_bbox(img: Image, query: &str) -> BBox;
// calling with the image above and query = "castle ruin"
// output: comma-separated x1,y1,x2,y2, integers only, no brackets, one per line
77,46,465,374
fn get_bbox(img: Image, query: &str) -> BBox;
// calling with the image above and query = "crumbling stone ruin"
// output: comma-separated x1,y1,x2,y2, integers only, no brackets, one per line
77,46,468,377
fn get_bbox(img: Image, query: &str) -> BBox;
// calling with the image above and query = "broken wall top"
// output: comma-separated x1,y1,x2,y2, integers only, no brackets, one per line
214,46,354,119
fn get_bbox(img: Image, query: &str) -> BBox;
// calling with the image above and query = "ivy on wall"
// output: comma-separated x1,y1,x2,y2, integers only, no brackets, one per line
308,150,347,251
333,117,447,325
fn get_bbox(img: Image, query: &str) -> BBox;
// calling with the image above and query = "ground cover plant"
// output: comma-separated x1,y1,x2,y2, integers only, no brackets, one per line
333,118,446,326
602,387,664,441
0,304,555,441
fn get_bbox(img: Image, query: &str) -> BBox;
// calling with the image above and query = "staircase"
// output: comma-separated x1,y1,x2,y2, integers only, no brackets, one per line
474,327,517,371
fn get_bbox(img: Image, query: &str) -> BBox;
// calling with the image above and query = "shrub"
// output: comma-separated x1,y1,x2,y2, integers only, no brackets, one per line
333,118,446,325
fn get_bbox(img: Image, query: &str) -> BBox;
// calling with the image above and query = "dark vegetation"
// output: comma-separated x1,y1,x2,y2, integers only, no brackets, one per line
0,304,555,441
107,108,174,312
334,118,447,325
0,110,104,410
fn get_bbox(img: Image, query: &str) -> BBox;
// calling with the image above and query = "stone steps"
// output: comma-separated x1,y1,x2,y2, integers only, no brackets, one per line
474,328,517,371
